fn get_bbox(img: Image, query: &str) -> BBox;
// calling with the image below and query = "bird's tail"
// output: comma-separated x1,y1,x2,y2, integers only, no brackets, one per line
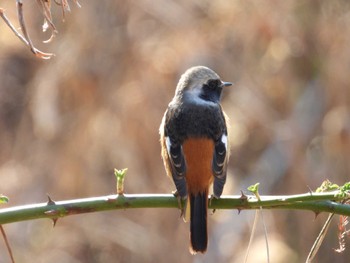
189,189,208,254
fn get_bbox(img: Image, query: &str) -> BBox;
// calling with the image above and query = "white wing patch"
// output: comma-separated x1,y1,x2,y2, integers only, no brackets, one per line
165,136,171,155
221,134,228,150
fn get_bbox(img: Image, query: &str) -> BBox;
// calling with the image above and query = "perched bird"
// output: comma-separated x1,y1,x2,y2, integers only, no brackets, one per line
160,66,231,254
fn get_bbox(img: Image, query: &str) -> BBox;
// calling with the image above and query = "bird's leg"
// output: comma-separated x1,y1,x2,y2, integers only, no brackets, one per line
209,194,219,215
172,190,187,217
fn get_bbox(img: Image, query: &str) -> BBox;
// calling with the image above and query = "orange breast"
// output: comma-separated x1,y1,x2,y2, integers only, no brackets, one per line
182,138,214,195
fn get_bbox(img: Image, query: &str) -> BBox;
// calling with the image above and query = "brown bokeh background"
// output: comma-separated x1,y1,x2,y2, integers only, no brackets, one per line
0,1,350,262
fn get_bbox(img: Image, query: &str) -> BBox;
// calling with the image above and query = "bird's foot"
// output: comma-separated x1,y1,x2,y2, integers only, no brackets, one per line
209,194,219,215
172,190,187,217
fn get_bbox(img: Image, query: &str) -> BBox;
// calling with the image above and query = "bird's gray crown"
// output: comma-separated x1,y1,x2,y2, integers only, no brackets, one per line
175,66,221,95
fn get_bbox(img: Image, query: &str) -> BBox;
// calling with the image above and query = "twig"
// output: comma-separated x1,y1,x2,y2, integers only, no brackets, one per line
245,183,270,263
260,207,270,263
0,225,15,263
244,209,260,263
0,3,55,59
35,0,58,43
0,8,29,46
1,0,81,59
0,192,349,225
16,0,55,59
306,213,335,262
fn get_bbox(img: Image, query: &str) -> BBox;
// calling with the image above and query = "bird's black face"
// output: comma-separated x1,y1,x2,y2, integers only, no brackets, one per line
200,79,225,103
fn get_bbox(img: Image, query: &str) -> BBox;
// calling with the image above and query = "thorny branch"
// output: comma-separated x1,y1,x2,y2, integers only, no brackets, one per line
0,0,81,59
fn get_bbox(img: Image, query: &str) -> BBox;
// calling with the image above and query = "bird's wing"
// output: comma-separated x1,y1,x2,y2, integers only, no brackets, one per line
212,133,228,198
164,135,187,198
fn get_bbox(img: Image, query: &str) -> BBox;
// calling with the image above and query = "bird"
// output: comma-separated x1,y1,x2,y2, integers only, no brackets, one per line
159,66,231,254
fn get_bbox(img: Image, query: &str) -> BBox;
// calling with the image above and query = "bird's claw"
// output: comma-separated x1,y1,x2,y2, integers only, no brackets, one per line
209,194,219,215
172,190,186,217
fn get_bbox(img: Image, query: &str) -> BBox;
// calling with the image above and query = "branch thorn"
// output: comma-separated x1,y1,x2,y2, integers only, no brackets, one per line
51,218,58,227
314,211,320,219
47,194,56,206
240,190,248,201
307,185,313,195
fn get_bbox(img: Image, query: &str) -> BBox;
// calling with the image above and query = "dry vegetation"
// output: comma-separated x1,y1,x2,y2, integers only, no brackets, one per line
0,1,350,262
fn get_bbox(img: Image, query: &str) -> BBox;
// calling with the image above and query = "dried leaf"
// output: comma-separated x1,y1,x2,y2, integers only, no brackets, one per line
334,215,349,253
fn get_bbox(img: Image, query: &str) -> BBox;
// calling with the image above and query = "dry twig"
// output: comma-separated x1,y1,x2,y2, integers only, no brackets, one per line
0,225,15,263
0,0,81,59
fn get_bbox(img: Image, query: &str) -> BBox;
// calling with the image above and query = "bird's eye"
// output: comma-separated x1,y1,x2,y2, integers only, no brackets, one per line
207,79,220,89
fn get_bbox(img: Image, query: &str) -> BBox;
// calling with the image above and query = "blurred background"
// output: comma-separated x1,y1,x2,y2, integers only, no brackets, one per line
0,0,350,262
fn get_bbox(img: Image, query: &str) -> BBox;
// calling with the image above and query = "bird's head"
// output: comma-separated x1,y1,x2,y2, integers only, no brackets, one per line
174,66,232,103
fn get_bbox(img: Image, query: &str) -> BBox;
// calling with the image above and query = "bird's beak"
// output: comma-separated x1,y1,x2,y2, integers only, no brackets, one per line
221,81,233,87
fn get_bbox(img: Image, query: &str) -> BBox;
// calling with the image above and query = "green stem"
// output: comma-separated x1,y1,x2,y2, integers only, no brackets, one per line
0,192,348,225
